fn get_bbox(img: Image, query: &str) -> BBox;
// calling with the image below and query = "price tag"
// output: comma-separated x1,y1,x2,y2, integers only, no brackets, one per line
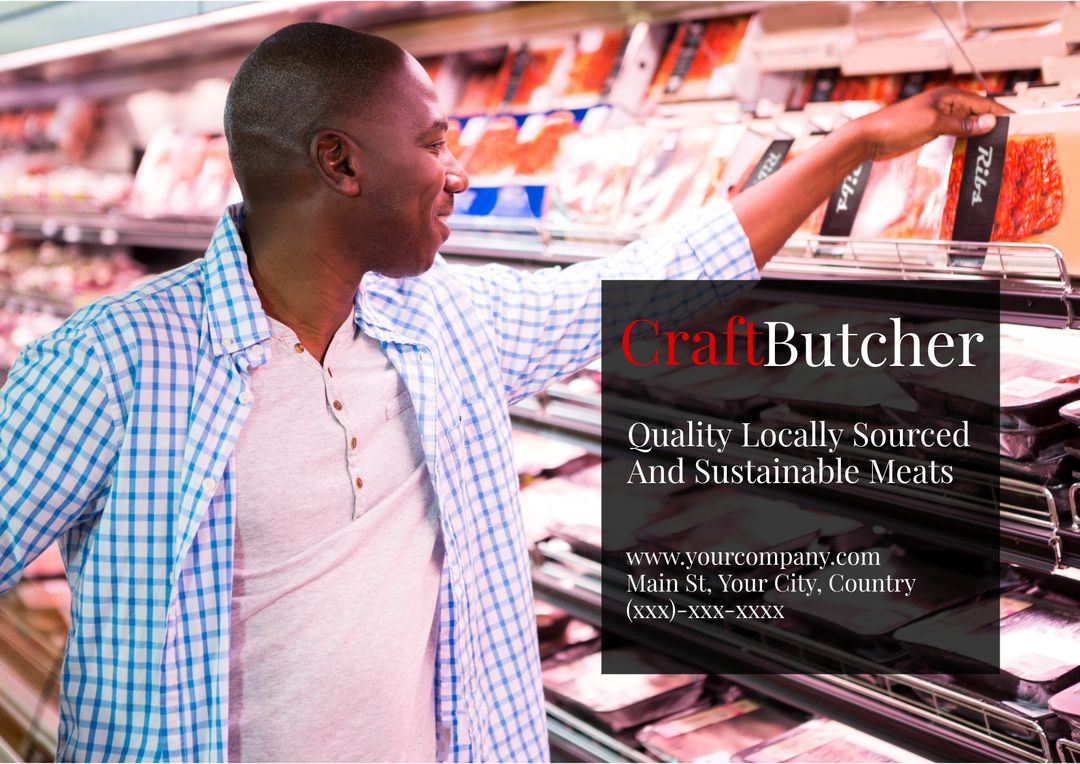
41,218,59,237
459,116,488,147
0,216,12,233
62,225,81,243
100,228,119,246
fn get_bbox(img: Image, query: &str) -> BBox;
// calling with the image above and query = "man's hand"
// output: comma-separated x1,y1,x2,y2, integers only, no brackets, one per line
732,87,1009,268
852,87,1013,162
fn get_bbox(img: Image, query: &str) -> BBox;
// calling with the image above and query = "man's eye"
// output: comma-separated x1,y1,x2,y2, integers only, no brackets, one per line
430,140,446,151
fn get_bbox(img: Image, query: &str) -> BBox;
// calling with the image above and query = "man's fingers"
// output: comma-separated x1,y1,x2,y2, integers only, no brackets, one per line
963,113,999,135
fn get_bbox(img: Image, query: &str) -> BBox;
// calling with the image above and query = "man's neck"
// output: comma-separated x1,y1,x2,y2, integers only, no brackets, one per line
242,212,364,363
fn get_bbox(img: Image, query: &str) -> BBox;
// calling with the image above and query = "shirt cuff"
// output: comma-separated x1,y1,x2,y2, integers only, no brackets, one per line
673,200,760,282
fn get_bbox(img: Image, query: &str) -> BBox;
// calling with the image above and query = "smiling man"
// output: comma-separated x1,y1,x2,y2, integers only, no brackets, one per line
0,21,1007,764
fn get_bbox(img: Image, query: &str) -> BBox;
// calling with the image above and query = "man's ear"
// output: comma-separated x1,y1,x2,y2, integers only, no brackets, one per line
311,130,362,197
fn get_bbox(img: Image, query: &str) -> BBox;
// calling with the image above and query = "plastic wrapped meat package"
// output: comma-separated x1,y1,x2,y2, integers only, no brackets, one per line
939,109,1077,272
129,128,235,218
504,39,574,113
561,28,627,105
542,648,706,732
732,718,930,762
519,461,599,548
649,17,751,102
849,136,956,239
897,593,1080,704
512,428,589,480
511,110,579,177
891,322,1080,432
545,124,646,228
765,548,992,662
618,119,722,232
459,115,520,178
636,697,804,762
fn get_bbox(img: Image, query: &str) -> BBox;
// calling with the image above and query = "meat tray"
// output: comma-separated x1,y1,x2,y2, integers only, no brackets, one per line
731,718,930,762
542,649,706,732
636,697,804,762
895,594,1080,703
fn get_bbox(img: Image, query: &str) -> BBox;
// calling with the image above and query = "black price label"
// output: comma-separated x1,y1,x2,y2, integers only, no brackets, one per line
600,31,632,98
665,22,705,94
740,139,794,191
819,160,874,237
502,46,531,106
809,69,839,103
898,72,929,101
951,116,1010,243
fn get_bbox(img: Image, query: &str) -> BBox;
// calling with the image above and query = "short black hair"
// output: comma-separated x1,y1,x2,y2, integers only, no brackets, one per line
223,22,406,201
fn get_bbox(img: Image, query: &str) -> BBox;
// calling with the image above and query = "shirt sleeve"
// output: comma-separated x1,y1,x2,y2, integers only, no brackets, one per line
0,331,120,593
448,201,759,405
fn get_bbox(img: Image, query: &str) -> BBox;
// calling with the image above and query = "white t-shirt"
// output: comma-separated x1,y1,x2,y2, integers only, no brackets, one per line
227,315,443,762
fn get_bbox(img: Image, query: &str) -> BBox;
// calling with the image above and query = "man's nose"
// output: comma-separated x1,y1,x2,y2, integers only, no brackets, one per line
445,151,469,194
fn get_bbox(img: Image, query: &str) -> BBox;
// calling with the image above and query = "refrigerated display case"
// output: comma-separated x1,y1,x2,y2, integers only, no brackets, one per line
4,2,1080,762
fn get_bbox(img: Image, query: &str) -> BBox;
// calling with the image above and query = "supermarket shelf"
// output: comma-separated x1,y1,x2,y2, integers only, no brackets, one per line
0,288,72,318
546,702,657,764
531,545,1055,763
510,393,603,456
0,208,215,251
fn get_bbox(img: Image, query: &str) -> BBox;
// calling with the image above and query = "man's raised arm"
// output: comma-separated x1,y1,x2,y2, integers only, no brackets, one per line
732,88,1012,269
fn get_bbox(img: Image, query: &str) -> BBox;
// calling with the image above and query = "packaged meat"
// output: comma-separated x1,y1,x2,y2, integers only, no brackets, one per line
562,28,627,104
460,115,520,178
534,599,572,643
511,110,579,177
733,718,930,762
519,472,599,545
897,593,1080,703
499,39,574,113
618,119,720,232
848,136,957,239
649,16,751,102
512,429,588,478
1049,681,1080,740
545,123,646,228
541,618,601,663
542,649,706,732
939,109,1078,273
893,322,1080,430
765,548,990,661
636,697,803,763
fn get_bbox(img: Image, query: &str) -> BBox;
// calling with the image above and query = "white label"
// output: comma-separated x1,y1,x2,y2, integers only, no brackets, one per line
1000,375,1059,399
706,62,737,99
578,28,604,54
517,114,547,143
459,116,488,147
657,699,760,739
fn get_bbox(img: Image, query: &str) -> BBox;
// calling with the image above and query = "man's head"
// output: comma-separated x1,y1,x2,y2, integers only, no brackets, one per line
224,23,468,276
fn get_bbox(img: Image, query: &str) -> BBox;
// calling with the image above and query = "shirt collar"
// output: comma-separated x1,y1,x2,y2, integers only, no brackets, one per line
202,203,272,357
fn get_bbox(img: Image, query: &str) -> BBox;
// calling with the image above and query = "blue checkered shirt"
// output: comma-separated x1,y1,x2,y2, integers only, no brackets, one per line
0,202,755,761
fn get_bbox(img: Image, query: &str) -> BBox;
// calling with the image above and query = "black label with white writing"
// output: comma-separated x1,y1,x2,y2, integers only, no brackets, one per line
809,69,840,102
665,21,705,94
740,139,794,191
951,116,1009,242
600,30,632,98
898,72,929,101
502,46,532,106
819,159,874,237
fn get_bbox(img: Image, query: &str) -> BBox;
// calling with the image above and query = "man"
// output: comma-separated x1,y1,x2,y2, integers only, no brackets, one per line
0,21,1005,764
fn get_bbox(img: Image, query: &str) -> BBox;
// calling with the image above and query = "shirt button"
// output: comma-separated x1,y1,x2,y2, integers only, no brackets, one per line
333,400,343,411
238,391,254,405
355,476,364,490
294,342,304,354
202,477,216,492
350,437,357,449
250,345,264,358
